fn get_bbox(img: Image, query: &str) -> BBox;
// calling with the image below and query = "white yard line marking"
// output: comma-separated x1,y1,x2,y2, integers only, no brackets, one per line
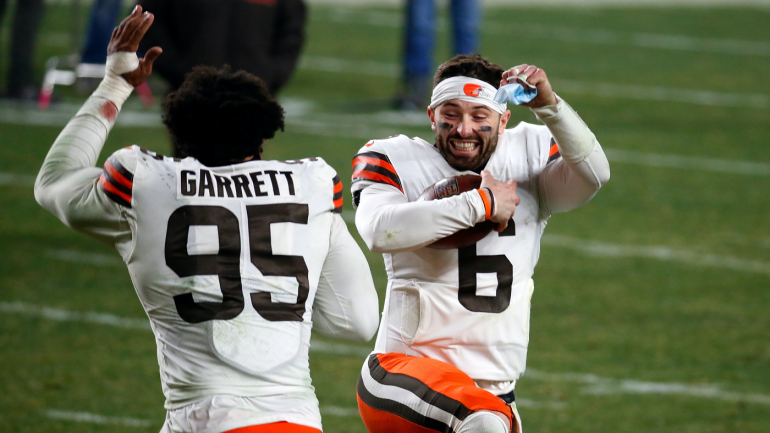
320,406,360,417
542,234,770,276
0,172,36,186
525,369,770,405
322,10,770,57
44,409,152,427
514,398,568,410
299,56,399,77
298,56,768,109
605,149,770,176
555,79,768,109
44,407,358,426
6,302,769,405
46,249,123,266
0,301,152,331
0,301,372,354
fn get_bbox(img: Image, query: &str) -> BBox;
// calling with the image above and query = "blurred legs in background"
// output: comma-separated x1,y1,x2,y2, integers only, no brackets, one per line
80,0,124,64
398,0,479,110
1,0,46,100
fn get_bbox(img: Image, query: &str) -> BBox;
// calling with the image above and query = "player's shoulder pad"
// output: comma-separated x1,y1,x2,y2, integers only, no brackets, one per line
284,157,344,214
351,136,407,205
98,146,141,209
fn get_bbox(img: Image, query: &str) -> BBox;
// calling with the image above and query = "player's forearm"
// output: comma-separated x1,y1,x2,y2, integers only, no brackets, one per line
531,96,605,167
355,184,488,253
532,97,610,214
312,215,380,341
35,62,133,223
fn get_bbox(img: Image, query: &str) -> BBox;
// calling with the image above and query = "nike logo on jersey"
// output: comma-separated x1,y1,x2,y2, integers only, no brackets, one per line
180,169,296,198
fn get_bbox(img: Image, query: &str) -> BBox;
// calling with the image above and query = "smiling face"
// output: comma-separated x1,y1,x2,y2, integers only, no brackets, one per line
429,100,511,171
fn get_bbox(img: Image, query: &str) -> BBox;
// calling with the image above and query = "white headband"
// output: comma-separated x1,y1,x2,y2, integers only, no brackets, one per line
429,76,506,114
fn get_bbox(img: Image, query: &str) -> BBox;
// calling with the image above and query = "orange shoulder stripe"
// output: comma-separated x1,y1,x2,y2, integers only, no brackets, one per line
352,155,398,175
104,160,133,189
352,169,404,193
99,175,132,203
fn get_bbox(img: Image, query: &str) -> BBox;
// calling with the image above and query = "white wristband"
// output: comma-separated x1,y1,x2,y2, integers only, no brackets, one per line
106,51,140,75
92,52,138,111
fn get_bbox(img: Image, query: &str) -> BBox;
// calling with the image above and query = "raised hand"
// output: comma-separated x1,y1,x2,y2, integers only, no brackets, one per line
501,64,558,108
107,5,162,87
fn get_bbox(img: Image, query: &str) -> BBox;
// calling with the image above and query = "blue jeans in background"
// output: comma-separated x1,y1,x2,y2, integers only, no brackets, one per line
401,0,479,107
81,0,124,64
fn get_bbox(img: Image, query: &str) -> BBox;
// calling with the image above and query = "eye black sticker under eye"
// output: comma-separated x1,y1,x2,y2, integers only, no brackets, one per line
479,126,493,132
438,122,453,130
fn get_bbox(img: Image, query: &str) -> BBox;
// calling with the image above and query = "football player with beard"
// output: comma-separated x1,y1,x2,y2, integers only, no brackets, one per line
35,7,379,433
351,54,610,433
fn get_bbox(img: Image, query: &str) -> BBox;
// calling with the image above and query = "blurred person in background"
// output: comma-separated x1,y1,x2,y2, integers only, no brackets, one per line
396,0,479,110
35,7,379,432
0,0,46,100
136,0,306,96
80,0,125,65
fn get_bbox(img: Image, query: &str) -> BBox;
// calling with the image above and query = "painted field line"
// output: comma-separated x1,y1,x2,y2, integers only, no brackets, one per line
0,172,36,186
7,302,768,406
0,301,372,356
44,406,360,427
1,301,152,330
343,215,770,276
515,398,567,410
525,369,770,405
555,78,768,109
299,56,768,109
299,56,398,77
542,234,770,276
322,10,770,57
45,409,151,427
605,149,770,176
320,406,360,417
46,249,123,266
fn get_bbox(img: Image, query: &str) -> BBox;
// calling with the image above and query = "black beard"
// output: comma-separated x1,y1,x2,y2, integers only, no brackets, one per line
435,132,499,172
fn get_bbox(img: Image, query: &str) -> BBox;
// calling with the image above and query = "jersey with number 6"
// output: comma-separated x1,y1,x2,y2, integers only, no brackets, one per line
351,125,561,384
102,146,344,408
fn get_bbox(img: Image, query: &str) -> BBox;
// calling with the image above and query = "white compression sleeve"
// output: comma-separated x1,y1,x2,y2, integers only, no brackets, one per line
34,53,135,237
530,96,610,215
355,183,489,253
312,214,380,341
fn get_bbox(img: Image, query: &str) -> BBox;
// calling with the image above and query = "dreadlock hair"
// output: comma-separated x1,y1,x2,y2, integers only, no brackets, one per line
433,54,505,89
162,65,285,166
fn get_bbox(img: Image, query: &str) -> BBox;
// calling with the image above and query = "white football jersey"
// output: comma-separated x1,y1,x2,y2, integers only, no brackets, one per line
351,122,561,383
103,146,344,409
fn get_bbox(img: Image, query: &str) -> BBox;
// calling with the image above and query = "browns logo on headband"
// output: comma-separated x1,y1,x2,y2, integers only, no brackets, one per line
430,77,506,114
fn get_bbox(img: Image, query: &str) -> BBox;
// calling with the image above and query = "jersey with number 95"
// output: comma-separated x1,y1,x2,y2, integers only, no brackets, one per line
97,146,350,409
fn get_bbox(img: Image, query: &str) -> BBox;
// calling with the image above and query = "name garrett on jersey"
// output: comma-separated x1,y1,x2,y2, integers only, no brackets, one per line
178,168,297,199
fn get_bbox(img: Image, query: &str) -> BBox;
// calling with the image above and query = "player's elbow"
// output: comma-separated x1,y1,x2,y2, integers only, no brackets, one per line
355,217,394,253
34,175,64,219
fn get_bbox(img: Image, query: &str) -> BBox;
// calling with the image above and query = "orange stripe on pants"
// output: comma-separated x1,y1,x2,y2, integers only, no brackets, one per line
357,353,514,433
357,393,441,433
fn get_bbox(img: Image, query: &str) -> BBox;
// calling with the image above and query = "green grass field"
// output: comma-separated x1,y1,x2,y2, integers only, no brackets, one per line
1,2,769,432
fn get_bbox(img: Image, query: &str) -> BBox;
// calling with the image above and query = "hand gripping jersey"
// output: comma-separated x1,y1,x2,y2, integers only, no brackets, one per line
102,146,344,409
351,123,565,385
